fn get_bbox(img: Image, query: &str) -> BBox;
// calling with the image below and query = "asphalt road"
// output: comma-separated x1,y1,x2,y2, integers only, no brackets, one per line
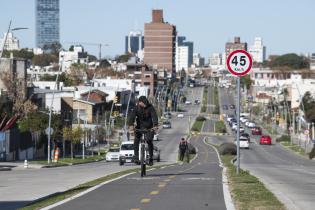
0,87,203,210
219,86,315,210
50,135,226,210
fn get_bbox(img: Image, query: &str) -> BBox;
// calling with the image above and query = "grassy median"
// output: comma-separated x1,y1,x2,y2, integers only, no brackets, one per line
221,155,285,210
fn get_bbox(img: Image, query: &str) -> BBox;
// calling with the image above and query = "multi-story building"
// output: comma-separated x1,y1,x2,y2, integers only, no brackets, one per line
59,46,88,72
144,9,177,77
310,53,315,70
177,36,193,66
36,0,60,48
209,53,222,65
125,31,144,55
249,37,266,63
175,45,189,72
0,32,19,51
193,53,205,67
0,57,28,99
225,37,247,61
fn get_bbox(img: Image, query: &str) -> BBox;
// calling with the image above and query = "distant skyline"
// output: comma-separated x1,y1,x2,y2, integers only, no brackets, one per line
1,0,315,58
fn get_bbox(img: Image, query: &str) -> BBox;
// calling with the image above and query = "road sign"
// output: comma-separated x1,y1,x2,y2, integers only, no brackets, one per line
304,129,309,135
227,50,253,76
45,127,54,135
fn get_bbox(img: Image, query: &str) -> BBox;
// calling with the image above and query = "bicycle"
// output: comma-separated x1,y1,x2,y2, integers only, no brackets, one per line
133,128,156,177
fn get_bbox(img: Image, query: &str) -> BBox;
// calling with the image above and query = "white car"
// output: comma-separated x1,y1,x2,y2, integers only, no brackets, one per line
235,137,249,149
185,100,192,105
119,141,134,165
177,113,184,118
247,122,256,128
153,133,159,141
106,148,120,162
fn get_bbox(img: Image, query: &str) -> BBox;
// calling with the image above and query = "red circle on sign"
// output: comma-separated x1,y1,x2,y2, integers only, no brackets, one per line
227,50,253,76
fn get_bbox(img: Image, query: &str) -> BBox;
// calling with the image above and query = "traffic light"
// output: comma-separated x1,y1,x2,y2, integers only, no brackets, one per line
113,96,118,104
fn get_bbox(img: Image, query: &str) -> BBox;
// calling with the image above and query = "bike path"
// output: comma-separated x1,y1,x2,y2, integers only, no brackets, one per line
50,136,227,210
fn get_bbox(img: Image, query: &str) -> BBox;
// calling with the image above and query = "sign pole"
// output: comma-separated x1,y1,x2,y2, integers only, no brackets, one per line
237,76,240,174
226,49,252,175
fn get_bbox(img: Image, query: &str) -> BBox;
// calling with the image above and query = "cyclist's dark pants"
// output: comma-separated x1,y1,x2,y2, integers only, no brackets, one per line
134,131,154,161
179,149,186,161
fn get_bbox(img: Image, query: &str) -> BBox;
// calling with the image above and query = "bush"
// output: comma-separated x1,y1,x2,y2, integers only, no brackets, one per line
276,135,290,142
201,106,207,113
309,146,315,159
213,105,220,114
188,143,196,154
218,143,236,155
196,116,206,121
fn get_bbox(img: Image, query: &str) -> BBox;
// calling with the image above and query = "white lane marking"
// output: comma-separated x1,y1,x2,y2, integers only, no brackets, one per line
203,137,236,210
127,177,160,180
41,172,136,210
182,177,216,181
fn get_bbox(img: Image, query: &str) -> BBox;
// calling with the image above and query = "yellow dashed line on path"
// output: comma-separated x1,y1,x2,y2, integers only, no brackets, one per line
168,175,176,179
150,190,159,195
158,182,167,188
130,209,140,210
140,198,151,203
164,179,171,182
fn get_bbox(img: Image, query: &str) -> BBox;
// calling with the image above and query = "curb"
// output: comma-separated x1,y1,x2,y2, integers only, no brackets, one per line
41,158,105,168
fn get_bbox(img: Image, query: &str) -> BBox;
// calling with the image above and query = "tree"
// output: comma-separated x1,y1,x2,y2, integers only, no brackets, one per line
62,127,73,159
2,49,34,60
271,53,309,70
301,91,315,123
69,45,74,51
43,42,62,56
241,75,252,90
115,53,131,63
32,54,58,67
72,126,84,158
67,63,86,86
40,74,56,81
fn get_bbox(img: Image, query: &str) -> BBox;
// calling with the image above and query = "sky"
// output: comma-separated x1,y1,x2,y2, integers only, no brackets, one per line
1,0,315,59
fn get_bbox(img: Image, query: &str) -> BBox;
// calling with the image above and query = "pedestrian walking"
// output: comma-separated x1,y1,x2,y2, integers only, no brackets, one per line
179,137,189,162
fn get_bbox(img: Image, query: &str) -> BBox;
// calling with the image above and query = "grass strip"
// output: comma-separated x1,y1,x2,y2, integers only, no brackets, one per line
191,120,204,132
31,155,105,167
19,163,175,210
280,141,306,156
201,86,208,113
221,155,285,210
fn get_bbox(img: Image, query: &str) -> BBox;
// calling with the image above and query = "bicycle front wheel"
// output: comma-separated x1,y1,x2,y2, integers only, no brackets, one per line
140,144,146,177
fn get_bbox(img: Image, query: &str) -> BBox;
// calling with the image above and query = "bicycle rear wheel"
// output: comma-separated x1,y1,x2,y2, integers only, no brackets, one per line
140,144,146,177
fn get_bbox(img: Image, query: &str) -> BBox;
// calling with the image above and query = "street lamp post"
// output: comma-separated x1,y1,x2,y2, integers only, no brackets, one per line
0,20,28,58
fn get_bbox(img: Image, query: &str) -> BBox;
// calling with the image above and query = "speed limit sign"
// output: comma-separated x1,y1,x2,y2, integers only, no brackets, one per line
227,50,253,76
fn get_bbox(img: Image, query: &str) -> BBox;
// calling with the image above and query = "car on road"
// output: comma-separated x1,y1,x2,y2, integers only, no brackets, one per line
147,146,161,162
106,147,120,162
247,122,256,128
229,104,235,109
241,133,250,142
119,141,134,165
260,135,272,145
235,136,249,149
177,113,184,118
185,100,192,105
194,99,200,105
162,112,172,120
222,105,228,110
153,133,159,141
251,127,262,135
162,121,172,129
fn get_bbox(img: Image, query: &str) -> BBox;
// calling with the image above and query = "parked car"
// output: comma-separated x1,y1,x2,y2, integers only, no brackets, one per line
119,141,134,165
185,100,192,105
194,99,200,105
235,136,249,149
260,135,272,145
162,112,172,120
106,147,120,162
251,127,262,135
229,104,235,109
177,113,184,118
162,121,172,129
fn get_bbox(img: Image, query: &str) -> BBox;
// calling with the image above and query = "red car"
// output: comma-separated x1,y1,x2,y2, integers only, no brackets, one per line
260,135,272,145
251,127,262,135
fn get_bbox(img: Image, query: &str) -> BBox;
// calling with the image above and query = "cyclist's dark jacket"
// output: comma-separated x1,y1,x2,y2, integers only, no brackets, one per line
128,104,158,129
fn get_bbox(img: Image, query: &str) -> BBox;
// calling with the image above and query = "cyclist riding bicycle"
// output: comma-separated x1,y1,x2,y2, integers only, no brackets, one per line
128,96,158,166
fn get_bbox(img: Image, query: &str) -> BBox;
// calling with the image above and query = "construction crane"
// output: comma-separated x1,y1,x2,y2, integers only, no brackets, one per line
64,42,109,60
